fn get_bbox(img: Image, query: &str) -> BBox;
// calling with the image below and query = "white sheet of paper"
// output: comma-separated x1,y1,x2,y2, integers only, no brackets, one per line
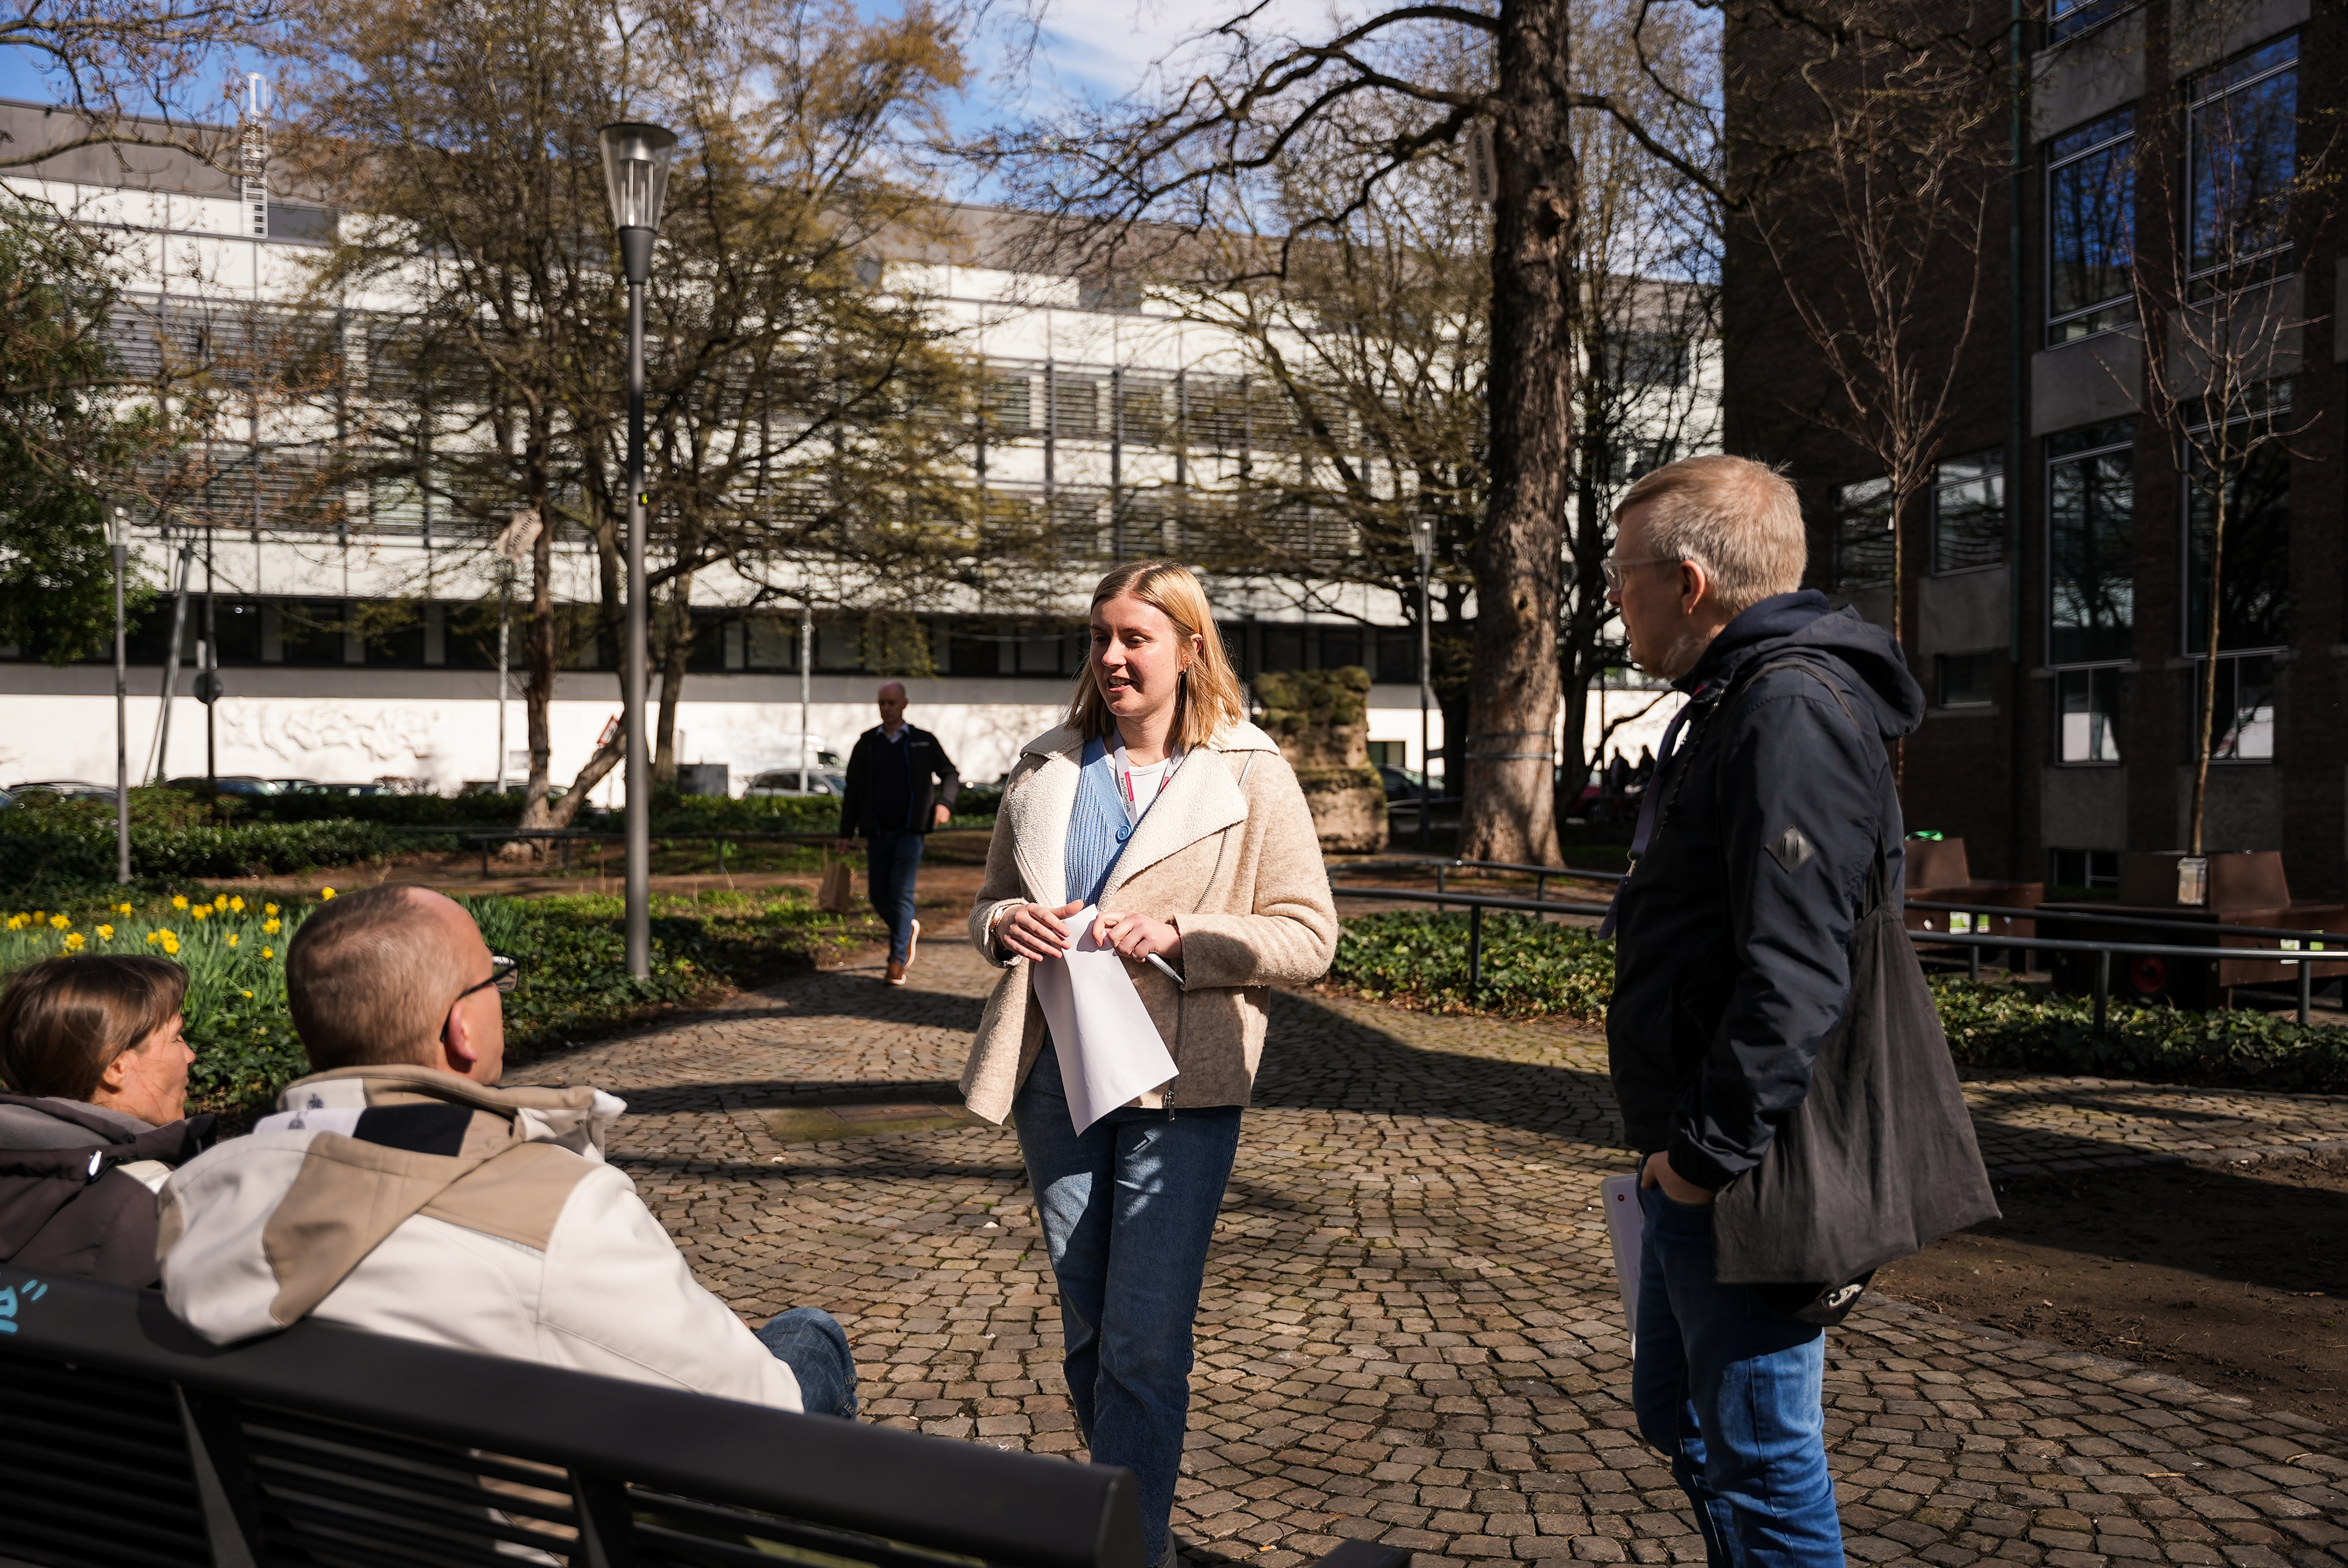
1029,906,1180,1134
1601,1174,1644,1356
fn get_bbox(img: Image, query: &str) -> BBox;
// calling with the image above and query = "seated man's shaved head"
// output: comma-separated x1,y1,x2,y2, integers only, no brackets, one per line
285,885,501,1076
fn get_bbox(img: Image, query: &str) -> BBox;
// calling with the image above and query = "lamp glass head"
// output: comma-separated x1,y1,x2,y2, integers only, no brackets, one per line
598,122,678,233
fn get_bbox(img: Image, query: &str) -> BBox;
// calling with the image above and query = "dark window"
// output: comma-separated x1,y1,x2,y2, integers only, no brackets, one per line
985,371,1034,434
1376,629,1418,684
2202,652,2277,762
2184,415,2290,656
266,204,337,244
2047,848,2121,888
1598,329,1690,389
2186,35,2298,295
1932,450,2006,573
1319,627,1364,672
945,629,1000,677
2047,421,2135,665
2047,109,2136,343
1049,370,1102,440
2048,0,2136,43
1260,625,1306,674
1833,477,1894,591
2056,666,2123,764
1937,652,1995,708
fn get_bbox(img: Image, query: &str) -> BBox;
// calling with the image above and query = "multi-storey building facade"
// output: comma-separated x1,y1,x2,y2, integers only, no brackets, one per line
1726,0,2345,896
0,97,1709,799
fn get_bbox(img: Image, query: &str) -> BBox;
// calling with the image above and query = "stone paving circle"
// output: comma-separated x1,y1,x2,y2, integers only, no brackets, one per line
504,938,2348,1568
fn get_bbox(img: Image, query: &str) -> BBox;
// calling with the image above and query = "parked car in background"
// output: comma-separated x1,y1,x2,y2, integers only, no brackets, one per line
744,766,845,798
8,780,119,803
164,775,280,798
1377,764,1433,800
270,777,326,795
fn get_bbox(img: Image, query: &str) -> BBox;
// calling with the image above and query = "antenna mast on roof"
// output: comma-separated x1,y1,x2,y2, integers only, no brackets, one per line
241,74,269,239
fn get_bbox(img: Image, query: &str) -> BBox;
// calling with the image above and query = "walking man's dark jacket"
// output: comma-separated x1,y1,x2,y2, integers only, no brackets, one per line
838,723,961,839
1608,594,1924,1176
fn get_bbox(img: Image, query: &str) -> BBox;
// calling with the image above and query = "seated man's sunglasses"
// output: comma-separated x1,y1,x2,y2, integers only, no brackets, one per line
452,955,523,1004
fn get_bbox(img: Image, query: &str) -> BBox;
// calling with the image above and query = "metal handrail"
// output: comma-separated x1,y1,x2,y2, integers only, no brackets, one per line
1908,896,2345,948
1330,883,2337,1027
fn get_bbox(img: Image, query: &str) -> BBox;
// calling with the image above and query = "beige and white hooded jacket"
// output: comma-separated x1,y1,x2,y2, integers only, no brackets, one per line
158,1065,802,1412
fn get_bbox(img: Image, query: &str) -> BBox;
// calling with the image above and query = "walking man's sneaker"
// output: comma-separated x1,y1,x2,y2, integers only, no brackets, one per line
885,958,907,987
906,919,921,969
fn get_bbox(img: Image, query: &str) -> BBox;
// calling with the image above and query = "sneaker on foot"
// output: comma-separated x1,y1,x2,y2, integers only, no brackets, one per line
906,919,920,969
885,958,907,986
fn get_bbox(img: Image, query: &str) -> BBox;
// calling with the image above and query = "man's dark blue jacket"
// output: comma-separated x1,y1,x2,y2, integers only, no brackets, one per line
838,724,960,839
1606,590,1925,1194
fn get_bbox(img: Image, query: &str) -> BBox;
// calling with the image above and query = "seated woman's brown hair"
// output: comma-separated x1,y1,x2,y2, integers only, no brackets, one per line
0,954,188,1103
0,955,211,1287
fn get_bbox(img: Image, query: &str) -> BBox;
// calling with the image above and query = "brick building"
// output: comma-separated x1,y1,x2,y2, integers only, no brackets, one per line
1723,0,2345,896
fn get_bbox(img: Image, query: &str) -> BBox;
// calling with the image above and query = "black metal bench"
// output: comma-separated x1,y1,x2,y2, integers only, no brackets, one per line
0,1266,1408,1568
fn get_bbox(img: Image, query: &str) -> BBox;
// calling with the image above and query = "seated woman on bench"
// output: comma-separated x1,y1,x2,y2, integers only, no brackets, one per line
0,956,215,1287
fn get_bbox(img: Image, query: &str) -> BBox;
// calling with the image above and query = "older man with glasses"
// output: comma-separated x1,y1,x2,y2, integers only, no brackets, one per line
156,884,858,1419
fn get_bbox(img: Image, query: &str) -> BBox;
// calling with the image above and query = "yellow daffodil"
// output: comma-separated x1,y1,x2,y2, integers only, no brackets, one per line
163,938,179,956
260,946,274,959
171,895,189,911
321,887,337,900
190,906,210,921
116,902,134,916
48,914,69,930
262,918,281,935
32,911,43,923
4,915,22,931
240,989,253,999
264,902,279,915
213,894,229,911
96,924,113,940
229,896,246,912
226,932,240,947
63,933,84,952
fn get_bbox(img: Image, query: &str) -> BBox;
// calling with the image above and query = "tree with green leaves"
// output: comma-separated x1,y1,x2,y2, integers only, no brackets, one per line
0,188,159,662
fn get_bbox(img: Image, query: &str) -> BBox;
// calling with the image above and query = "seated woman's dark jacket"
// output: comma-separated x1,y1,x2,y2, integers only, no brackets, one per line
0,1094,215,1287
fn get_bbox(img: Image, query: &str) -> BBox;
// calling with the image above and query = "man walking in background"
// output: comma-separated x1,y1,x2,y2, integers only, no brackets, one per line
836,682,960,986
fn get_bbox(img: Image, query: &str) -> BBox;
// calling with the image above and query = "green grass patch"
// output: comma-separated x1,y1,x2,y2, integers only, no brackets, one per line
0,885,859,1116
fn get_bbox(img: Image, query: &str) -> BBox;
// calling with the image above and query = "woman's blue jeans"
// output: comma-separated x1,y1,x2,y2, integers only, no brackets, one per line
757,1307,859,1420
1015,1046,1243,1563
1631,1185,1842,1568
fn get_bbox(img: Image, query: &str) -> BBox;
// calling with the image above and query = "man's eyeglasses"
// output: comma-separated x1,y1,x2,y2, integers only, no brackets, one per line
1599,555,1682,591
452,955,523,1005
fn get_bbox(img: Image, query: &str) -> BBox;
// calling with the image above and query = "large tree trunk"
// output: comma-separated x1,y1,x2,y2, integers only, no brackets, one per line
1460,0,1572,868
651,569,695,787
518,431,558,832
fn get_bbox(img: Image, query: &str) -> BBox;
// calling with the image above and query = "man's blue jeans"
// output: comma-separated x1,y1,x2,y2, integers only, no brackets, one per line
756,1307,859,1419
1632,1185,1842,1568
865,829,925,964
1015,1046,1242,1564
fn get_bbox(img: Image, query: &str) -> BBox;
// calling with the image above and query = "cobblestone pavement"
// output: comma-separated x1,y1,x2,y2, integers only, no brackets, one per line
506,943,2348,1568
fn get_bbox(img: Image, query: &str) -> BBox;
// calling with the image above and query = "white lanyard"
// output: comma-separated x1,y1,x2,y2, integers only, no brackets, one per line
1112,742,1181,813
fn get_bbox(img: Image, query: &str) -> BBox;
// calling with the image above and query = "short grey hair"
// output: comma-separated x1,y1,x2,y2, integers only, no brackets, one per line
1616,455,1807,615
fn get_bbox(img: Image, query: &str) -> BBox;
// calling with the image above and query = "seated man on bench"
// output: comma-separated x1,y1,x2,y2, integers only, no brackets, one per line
157,885,856,1418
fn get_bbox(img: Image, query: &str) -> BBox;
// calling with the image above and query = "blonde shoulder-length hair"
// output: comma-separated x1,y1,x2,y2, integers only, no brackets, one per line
1064,561,1248,751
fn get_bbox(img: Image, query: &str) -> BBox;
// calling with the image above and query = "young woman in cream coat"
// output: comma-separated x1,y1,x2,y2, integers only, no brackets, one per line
965,561,1336,1568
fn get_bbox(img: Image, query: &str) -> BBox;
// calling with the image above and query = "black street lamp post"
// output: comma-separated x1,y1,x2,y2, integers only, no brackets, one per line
599,121,677,981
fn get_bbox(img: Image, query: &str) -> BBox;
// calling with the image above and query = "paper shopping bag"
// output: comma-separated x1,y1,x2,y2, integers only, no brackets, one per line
818,860,854,915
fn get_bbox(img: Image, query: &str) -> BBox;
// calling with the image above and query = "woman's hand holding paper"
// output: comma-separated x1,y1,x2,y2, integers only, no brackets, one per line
1092,910,1183,965
999,900,1085,963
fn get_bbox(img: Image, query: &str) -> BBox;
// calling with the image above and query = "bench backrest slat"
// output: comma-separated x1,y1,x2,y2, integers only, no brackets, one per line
0,1267,1142,1568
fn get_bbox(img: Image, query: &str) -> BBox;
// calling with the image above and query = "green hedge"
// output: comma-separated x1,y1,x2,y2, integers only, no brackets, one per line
1327,910,1615,1022
1326,911,2348,1092
1932,978,2348,1093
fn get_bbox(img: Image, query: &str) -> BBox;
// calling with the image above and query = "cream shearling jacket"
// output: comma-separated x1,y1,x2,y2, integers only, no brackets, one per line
961,721,1338,1123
